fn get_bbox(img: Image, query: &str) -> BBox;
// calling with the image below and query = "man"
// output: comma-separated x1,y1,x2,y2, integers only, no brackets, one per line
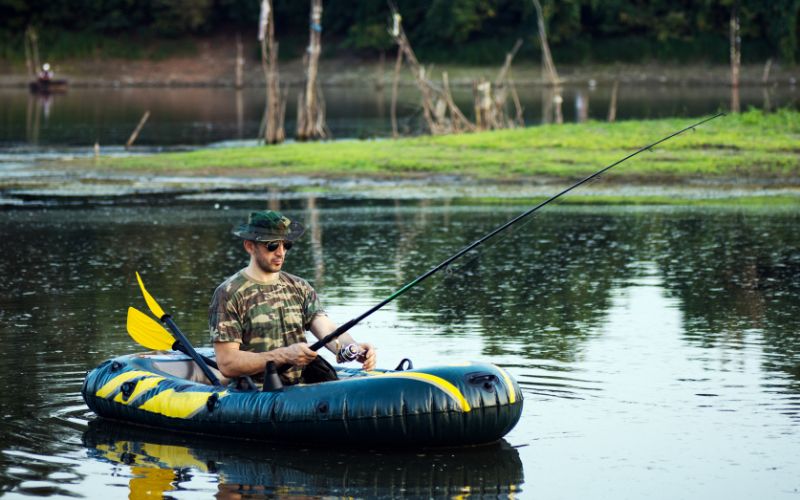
39,62,53,81
209,210,376,385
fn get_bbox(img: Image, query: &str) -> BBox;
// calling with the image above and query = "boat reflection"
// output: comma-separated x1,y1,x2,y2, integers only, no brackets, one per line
83,419,525,498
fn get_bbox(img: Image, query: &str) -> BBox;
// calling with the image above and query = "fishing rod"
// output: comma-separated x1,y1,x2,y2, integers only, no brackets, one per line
311,113,725,353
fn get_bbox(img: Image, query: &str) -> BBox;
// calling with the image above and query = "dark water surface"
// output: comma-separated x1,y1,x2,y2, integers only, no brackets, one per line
1,197,799,498
1,83,797,146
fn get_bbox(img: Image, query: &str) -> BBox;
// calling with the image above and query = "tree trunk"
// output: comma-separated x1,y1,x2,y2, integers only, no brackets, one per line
730,5,741,113
492,39,523,129
260,0,285,144
389,9,473,135
235,33,244,89
25,26,41,80
607,81,619,122
508,79,524,127
532,0,560,86
532,0,562,123
762,58,772,85
297,0,328,140
390,47,403,138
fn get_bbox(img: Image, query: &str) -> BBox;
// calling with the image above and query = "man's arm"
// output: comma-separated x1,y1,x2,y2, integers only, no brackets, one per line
213,341,317,378
309,315,377,370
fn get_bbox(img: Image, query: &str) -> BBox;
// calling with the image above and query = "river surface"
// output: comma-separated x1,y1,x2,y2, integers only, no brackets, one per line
1,195,798,498
1,83,797,146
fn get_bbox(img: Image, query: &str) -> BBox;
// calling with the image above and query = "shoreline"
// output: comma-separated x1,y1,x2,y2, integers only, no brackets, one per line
1,110,796,207
2,44,798,88
3,162,799,208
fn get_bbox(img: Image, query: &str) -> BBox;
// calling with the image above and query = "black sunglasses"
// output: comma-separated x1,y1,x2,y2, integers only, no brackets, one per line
261,240,293,252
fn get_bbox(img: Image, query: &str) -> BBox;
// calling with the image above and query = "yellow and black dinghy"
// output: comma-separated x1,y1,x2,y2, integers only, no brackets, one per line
82,348,523,447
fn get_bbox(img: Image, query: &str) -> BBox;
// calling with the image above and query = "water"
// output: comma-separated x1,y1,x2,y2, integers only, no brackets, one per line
1,83,797,146
1,197,798,498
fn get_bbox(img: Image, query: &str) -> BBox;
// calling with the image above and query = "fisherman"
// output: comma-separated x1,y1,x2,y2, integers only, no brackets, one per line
209,210,376,386
39,62,53,81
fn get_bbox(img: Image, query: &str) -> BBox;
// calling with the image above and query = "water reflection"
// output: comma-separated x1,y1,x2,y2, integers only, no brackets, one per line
0,200,799,496
652,212,800,397
83,419,524,498
1,83,797,147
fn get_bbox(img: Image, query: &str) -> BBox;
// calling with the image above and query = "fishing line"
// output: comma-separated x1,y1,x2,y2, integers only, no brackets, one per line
411,120,705,293
420,174,609,294
309,113,725,350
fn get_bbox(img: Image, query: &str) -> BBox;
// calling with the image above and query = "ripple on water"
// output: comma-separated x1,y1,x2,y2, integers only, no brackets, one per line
518,368,604,401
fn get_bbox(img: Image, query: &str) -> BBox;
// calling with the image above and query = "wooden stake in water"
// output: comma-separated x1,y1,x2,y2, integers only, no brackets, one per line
126,111,150,150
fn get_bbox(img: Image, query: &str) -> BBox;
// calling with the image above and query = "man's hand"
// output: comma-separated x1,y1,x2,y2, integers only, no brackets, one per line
308,315,377,370
357,343,376,371
282,342,317,367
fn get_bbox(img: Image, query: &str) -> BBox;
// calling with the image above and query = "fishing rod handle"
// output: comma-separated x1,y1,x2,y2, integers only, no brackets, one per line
276,323,361,374
309,318,358,351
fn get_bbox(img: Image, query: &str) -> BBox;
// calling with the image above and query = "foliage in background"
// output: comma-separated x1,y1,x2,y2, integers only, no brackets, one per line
0,0,797,64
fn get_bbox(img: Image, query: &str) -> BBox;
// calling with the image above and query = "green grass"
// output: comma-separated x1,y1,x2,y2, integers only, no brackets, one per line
91,108,800,182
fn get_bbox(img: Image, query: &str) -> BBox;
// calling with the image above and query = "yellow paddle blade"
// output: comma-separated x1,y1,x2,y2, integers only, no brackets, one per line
127,307,175,351
136,271,166,319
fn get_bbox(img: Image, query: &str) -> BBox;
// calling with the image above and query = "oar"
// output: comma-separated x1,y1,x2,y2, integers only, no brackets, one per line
127,306,175,350
126,306,220,370
134,272,222,387
306,113,726,352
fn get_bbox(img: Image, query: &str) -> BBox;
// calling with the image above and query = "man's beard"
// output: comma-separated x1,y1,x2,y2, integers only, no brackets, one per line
255,252,282,274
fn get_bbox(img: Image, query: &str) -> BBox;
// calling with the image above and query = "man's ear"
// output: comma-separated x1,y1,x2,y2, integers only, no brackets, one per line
243,240,255,255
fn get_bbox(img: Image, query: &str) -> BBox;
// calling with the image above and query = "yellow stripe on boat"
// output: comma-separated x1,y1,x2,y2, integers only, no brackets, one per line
113,376,164,404
496,367,517,404
96,370,156,399
380,372,471,412
138,389,228,419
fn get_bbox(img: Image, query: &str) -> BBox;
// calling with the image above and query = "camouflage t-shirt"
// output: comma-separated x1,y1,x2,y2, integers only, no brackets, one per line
209,269,325,384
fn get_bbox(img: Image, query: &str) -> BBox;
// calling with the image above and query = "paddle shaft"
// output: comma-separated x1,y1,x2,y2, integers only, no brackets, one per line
171,340,219,370
135,271,222,386
309,113,725,352
162,315,222,386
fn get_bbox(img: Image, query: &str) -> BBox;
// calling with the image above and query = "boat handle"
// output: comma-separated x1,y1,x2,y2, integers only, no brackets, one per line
466,373,499,392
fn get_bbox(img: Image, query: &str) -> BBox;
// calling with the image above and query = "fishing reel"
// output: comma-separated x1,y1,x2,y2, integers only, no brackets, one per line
337,343,364,363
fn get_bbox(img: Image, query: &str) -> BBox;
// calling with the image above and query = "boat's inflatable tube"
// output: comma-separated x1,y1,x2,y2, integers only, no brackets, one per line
82,349,523,447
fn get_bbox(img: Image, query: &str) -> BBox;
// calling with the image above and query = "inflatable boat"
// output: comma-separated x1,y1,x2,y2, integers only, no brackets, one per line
29,78,68,94
82,349,523,447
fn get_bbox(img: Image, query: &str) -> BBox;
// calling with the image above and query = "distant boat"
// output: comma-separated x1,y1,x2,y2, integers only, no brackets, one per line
29,77,68,94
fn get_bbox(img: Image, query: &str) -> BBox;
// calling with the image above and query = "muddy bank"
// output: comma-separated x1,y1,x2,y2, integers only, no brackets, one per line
2,155,798,209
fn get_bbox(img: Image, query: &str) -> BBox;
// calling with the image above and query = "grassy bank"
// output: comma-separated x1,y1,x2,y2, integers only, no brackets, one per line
94,109,799,183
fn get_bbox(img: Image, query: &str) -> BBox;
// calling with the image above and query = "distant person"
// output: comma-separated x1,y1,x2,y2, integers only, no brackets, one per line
209,210,376,386
39,63,53,81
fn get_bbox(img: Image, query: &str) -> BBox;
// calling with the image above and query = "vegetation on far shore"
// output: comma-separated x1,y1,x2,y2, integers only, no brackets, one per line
2,1,796,64
93,109,800,186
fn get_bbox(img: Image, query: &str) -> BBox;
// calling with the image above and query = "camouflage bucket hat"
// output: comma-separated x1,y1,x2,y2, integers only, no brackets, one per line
232,210,305,242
